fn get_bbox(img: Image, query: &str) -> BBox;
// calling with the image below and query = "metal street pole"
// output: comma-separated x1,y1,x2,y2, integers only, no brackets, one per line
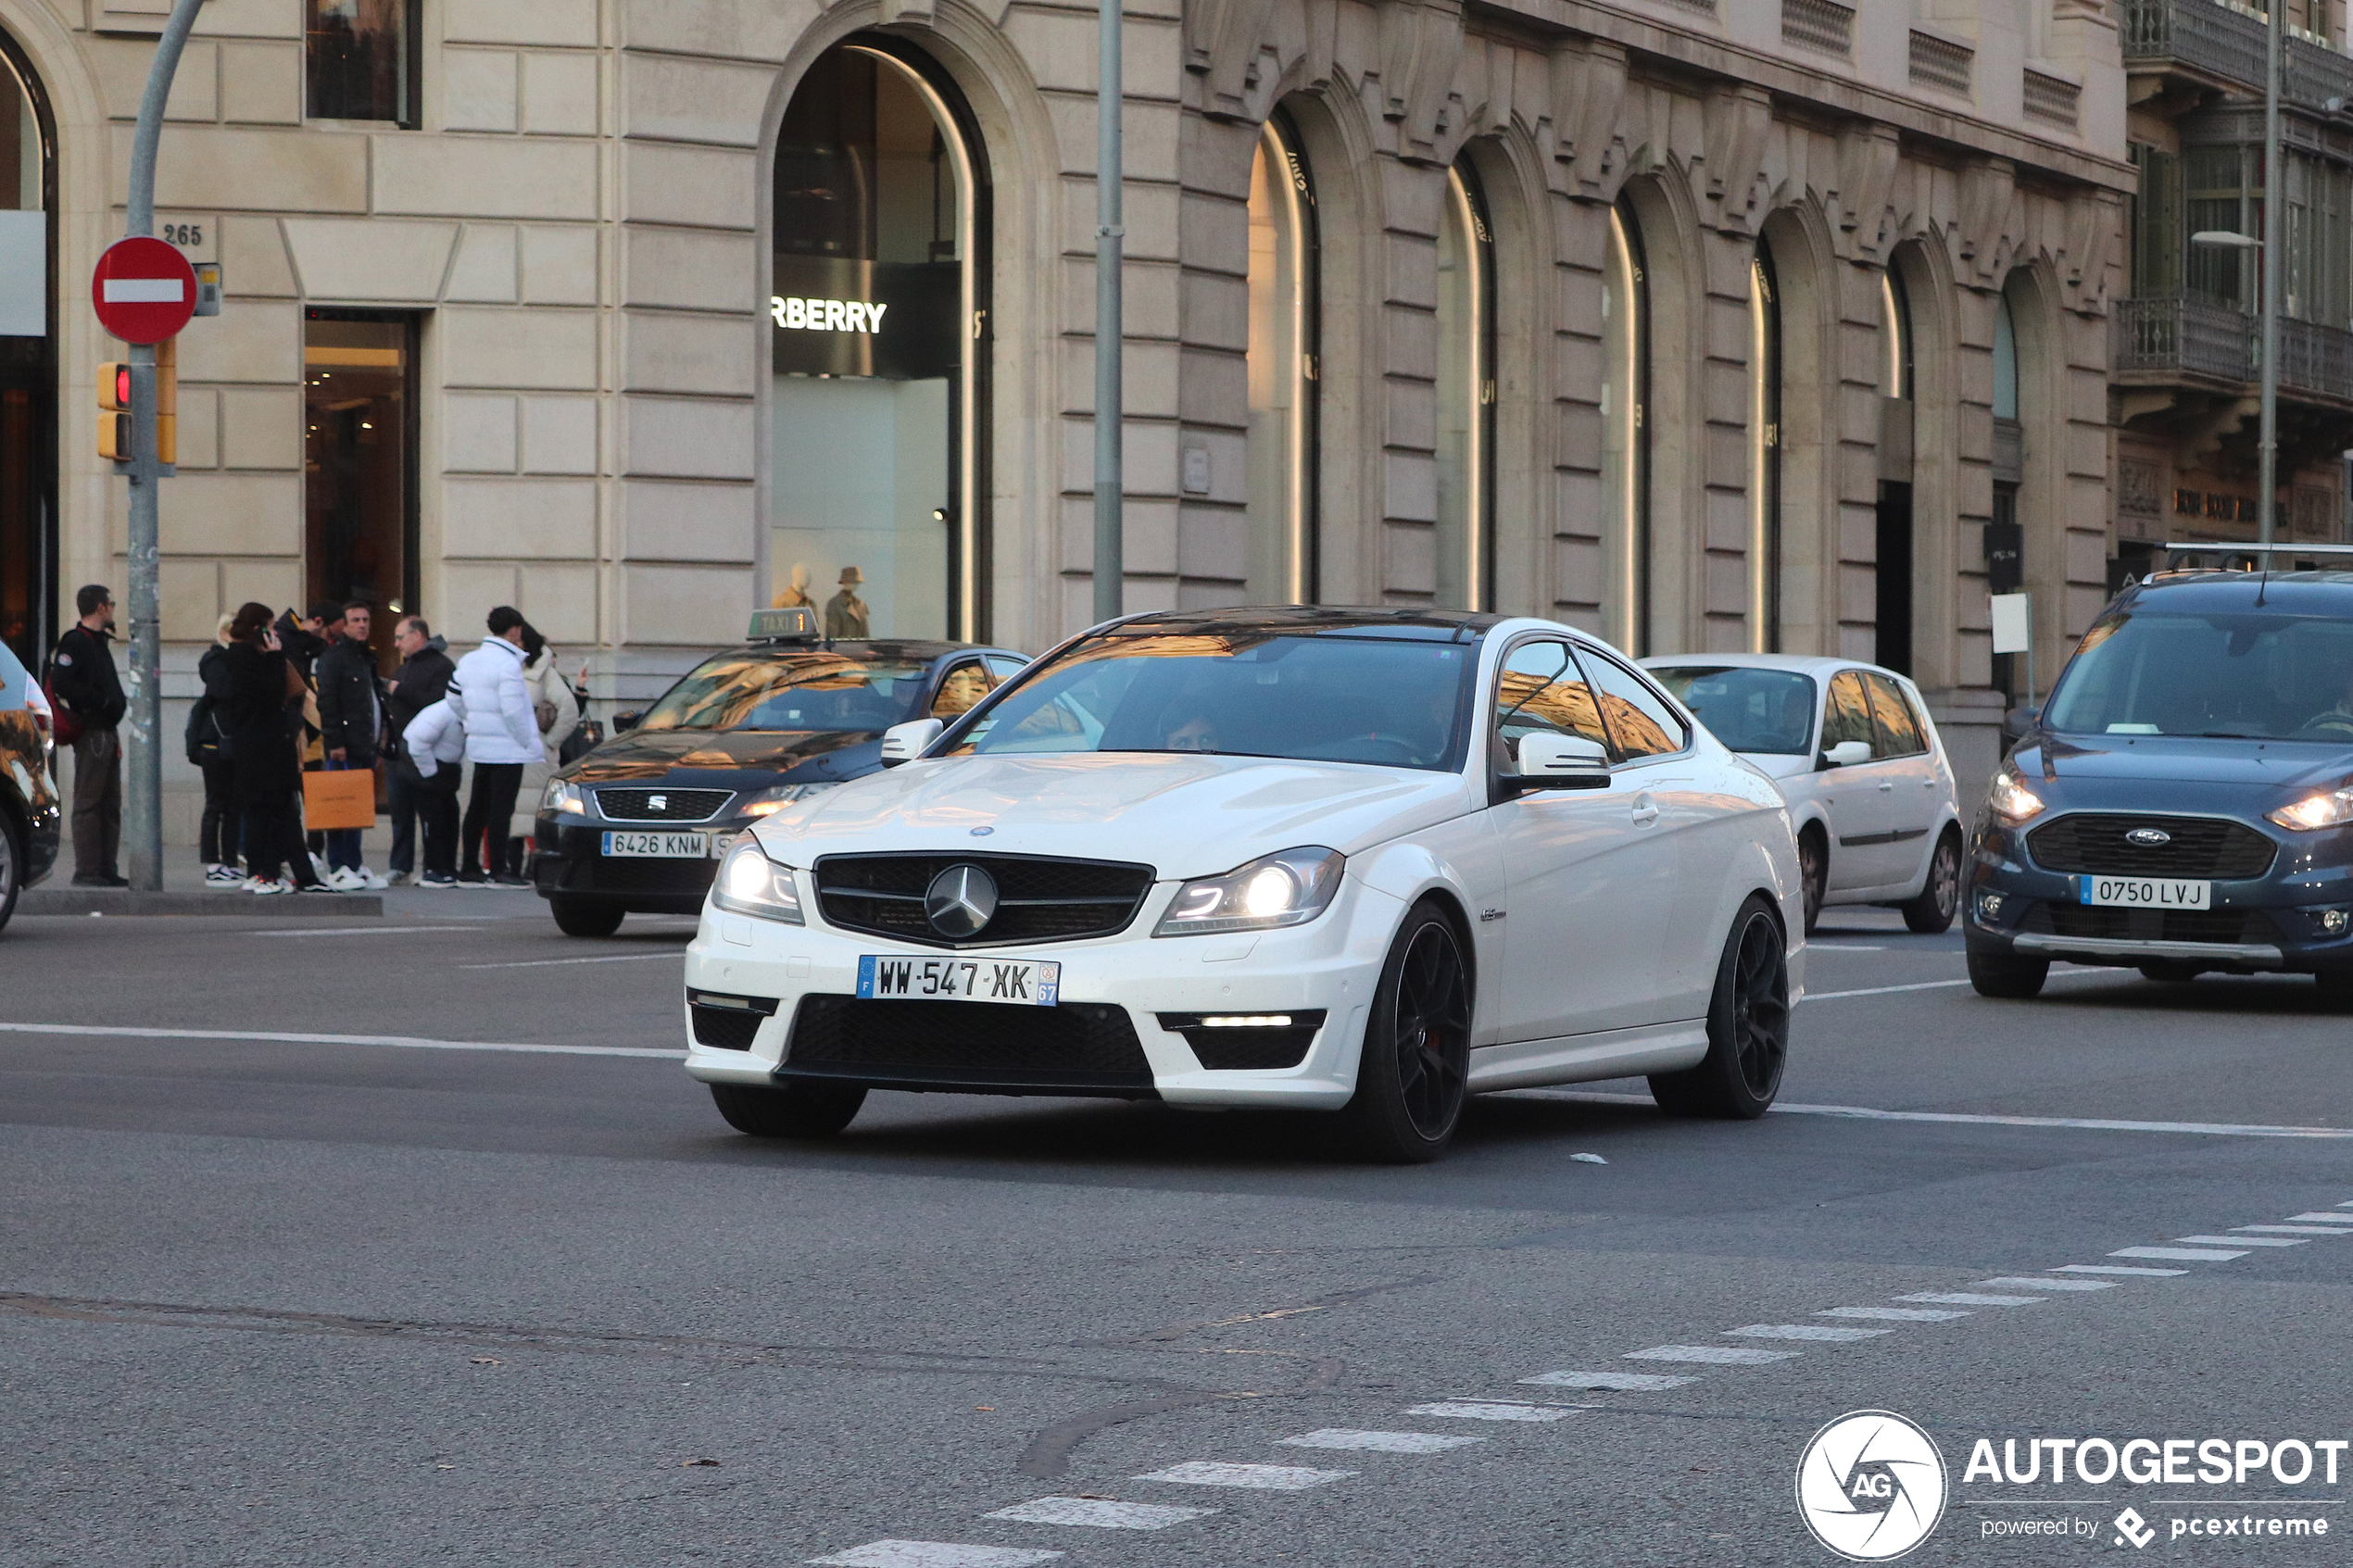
2259,0,2282,546
1091,0,1124,624
119,0,207,892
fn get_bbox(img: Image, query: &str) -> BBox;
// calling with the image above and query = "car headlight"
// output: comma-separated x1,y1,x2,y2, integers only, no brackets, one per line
711,835,805,924
541,779,586,816
1154,847,1344,936
1986,768,2045,826
2269,788,2353,832
739,781,840,819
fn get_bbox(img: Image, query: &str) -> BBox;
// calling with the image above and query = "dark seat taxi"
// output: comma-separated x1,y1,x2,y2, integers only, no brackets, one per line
532,608,1025,935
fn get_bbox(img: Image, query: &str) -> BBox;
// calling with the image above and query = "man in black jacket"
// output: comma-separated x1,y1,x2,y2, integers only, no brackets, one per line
312,600,384,887
50,583,127,887
384,613,457,885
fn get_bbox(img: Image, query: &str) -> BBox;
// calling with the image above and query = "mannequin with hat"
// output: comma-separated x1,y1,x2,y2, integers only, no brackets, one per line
824,567,870,639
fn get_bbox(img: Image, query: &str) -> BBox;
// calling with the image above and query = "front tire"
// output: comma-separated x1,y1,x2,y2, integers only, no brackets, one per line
2313,968,2353,1010
549,895,625,937
710,1080,866,1138
1901,829,1962,935
1649,895,1790,1119
2139,962,2200,985
1338,900,1472,1162
1968,948,2049,998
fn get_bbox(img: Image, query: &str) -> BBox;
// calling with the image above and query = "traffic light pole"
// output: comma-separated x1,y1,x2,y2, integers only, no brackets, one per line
118,0,206,892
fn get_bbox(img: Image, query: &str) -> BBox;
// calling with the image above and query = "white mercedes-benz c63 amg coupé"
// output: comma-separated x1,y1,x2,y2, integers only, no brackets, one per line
681,607,1805,1160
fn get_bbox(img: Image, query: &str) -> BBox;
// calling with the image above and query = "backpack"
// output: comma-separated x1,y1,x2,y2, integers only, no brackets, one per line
184,689,231,764
41,650,82,748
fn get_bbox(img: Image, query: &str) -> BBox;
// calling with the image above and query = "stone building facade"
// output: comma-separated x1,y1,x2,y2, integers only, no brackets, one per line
0,0,2140,836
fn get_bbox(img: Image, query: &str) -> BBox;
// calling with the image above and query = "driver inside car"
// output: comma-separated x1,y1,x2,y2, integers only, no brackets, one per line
1161,707,1224,752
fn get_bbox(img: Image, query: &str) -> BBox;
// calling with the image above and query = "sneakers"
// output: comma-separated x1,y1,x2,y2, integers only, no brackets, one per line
456,871,489,888
325,866,368,892
384,870,412,887
203,863,243,886
297,879,343,894
490,873,532,889
418,872,457,889
359,866,389,890
309,852,332,883
72,872,131,888
245,876,293,896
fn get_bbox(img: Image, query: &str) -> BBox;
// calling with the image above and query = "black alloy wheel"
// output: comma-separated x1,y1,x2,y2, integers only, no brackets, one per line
1340,900,1472,1162
1901,829,1962,935
1650,895,1790,1119
711,1080,867,1138
1798,830,1827,935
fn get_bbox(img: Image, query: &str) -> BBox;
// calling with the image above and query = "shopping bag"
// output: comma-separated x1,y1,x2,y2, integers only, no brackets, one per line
303,765,377,830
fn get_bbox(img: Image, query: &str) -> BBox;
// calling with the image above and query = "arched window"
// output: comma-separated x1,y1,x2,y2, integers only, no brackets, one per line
1602,201,1649,653
1433,158,1494,610
1749,242,1783,652
1245,111,1318,603
769,40,988,639
1876,265,1916,672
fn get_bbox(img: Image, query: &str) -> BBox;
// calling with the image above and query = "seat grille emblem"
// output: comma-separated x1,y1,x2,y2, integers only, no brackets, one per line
649,794,668,811
925,863,999,939
2124,827,2171,847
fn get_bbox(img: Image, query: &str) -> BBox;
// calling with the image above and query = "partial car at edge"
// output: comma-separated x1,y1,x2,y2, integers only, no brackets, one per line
0,640,64,934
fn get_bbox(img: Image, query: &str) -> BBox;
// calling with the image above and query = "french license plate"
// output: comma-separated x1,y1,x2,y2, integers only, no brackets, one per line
857,954,1062,1006
2075,874,2212,910
599,830,714,859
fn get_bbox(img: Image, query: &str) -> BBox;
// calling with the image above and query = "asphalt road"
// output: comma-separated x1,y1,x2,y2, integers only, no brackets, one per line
2,898,2348,1567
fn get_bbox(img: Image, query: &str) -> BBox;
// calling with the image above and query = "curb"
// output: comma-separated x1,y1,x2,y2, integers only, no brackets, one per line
20,886,384,918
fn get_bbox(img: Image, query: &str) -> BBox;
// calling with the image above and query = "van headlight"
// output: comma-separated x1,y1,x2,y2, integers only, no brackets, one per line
711,836,805,924
1986,768,2045,826
541,779,587,816
2269,787,2353,832
1155,847,1344,936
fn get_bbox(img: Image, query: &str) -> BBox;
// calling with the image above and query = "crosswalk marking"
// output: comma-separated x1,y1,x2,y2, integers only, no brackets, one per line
1408,1400,1583,1423
982,1499,1213,1531
1135,1462,1353,1490
1277,1429,1483,1454
1897,1291,2043,1306
1519,1370,1696,1390
1624,1345,1800,1364
1727,1323,1890,1342
1976,1276,2115,1292
808,1544,1061,1568
2110,1246,2246,1261
1818,1307,1969,1322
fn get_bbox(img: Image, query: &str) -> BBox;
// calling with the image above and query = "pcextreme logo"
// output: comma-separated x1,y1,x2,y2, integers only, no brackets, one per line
1797,1411,1950,1562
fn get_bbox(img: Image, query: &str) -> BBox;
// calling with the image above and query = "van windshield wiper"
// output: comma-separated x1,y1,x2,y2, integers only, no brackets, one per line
2199,730,2264,739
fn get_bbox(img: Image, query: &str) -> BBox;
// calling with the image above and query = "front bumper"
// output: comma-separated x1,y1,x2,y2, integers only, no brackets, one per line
680,872,1406,1108
531,816,740,914
1964,818,2353,974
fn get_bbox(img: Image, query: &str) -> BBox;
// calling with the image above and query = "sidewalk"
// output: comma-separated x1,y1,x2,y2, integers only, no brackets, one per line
31,840,548,921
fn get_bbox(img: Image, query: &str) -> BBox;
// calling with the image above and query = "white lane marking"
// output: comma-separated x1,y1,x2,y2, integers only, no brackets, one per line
1898,1292,2042,1306
982,1499,1212,1531
2175,1235,2304,1248
1135,1462,1352,1490
1818,1307,1970,1322
2288,1212,2353,1223
1276,1429,1483,1454
250,926,477,938
1977,1276,2116,1292
1727,1323,1890,1342
2054,1264,2186,1277
1407,1401,1582,1423
808,1545,1060,1568
1531,1089,2353,1140
2110,1246,2246,1261
0,1021,684,1060
1519,1371,1694,1391
2234,1224,2353,1236
1624,1345,1800,1365
1806,979,1973,1000
1807,944,1888,951
460,951,686,970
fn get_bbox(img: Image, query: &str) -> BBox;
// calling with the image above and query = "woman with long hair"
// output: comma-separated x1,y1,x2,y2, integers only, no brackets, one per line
210,602,333,894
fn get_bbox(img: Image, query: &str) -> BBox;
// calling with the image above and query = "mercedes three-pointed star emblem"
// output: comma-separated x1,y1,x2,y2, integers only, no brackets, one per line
925,863,999,939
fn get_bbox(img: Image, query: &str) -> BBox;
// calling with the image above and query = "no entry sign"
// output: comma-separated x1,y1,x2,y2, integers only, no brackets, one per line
92,236,196,344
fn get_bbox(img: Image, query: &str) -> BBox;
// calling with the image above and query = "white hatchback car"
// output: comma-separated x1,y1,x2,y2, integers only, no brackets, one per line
1642,655,1963,935
683,608,1806,1160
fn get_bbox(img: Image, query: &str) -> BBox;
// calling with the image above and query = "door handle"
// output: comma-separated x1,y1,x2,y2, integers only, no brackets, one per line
1877,782,1894,793
1630,795,1660,828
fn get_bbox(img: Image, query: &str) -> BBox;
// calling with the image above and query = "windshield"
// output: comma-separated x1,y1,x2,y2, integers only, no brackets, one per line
944,632,1472,771
2044,609,2353,742
638,651,927,733
1650,666,1817,755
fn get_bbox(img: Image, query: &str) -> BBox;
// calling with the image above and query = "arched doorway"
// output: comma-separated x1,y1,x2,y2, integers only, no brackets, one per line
1602,199,1649,654
1432,157,1494,610
0,27,54,669
1875,263,1916,673
768,38,989,640
1749,238,1783,651
1245,108,1318,604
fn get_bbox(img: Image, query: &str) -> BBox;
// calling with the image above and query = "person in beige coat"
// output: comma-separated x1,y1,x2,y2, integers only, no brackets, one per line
507,622,582,872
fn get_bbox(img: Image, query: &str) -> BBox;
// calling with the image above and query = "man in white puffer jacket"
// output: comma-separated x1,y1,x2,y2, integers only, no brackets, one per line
450,606,542,885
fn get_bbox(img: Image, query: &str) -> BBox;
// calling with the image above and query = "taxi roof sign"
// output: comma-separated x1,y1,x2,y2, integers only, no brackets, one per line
749,606,821,642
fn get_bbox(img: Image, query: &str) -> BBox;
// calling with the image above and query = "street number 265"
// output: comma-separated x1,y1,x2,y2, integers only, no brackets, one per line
162,222,204,247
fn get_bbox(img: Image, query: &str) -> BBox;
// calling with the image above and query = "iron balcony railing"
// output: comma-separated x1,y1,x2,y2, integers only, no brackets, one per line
2120,0,2353,107
2114,295,2353,404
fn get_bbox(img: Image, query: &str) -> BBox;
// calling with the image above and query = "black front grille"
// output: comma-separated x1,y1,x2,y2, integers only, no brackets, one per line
782,995,1154,1094
2027,904,2282,946
597,787,735,822
1158,1011,1327,1071
815,853,1156,949
687,990,778,1050
2027,814,2277,879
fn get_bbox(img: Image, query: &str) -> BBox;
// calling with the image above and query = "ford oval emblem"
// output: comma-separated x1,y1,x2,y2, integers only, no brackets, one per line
2125,827,2172,847
971,826,994,836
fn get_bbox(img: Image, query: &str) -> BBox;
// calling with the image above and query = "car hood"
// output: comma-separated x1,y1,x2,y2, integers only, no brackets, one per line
2024,734,2353,791
563,727,881,785
752,751,1477,879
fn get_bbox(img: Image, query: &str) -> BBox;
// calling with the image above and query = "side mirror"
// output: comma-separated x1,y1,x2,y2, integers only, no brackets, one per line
1508,733,1612,790
879,717,944,768
1822,739,1872,768
612,709,642,734
2001,704,2042,743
